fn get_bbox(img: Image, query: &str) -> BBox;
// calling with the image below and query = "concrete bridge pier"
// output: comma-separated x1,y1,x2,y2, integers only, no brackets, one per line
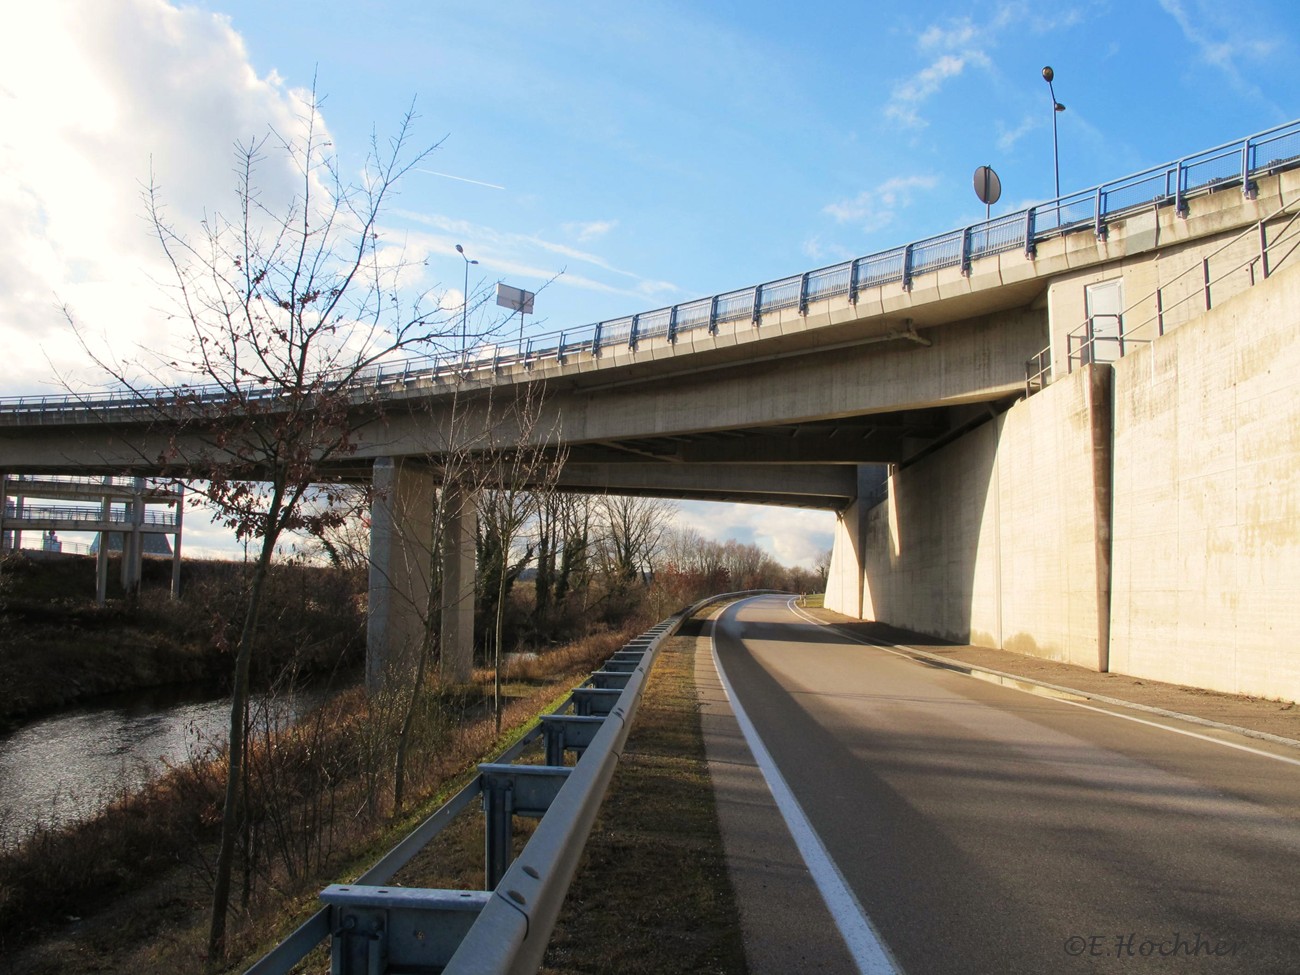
366,458,478,693
438,480,477,685
826,465,887,620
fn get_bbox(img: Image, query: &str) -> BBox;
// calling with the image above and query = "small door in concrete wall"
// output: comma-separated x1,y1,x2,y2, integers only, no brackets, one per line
1084,279,1125,364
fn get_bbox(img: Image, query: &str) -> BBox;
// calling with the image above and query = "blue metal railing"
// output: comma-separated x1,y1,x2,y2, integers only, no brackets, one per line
4,118,1299,423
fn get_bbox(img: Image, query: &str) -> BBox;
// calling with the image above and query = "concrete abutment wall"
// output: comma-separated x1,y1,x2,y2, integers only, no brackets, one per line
827,261,1300,702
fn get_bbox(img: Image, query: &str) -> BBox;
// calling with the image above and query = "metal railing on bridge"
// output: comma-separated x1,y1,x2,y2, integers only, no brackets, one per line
1025,195,1300,393
5,119,1300,424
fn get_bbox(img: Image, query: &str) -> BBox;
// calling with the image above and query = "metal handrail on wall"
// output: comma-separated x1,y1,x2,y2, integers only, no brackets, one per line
5,119,1300,424
1024,197,1300,392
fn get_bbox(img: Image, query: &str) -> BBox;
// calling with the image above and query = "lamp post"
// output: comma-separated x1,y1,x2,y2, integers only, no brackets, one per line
1042,66,1066,216
455,244,478,355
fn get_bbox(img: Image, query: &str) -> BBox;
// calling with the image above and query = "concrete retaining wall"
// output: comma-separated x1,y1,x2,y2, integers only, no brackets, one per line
832,365,1108,670
1108,261,1300,701
828,262,1300,702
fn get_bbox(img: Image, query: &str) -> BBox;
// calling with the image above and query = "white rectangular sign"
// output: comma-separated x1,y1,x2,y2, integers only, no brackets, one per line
495,283,535,314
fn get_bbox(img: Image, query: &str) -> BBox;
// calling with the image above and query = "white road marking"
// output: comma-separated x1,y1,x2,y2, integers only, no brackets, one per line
784,597,1300,770
710,604,903,975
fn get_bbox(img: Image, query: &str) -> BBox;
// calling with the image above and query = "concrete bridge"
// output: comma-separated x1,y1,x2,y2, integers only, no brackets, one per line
3,120,1299,701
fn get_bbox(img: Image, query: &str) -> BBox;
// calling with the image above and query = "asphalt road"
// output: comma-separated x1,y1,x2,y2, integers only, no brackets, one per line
711,595,1300,975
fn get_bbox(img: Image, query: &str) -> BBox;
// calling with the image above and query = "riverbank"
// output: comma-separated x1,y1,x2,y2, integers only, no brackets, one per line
1,622,649,971
0,552,365,729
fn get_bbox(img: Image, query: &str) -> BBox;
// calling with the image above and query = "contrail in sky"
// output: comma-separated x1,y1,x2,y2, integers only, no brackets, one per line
416,169,506,190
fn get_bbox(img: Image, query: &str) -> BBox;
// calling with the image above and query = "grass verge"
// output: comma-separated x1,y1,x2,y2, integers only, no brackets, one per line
538,631,748,975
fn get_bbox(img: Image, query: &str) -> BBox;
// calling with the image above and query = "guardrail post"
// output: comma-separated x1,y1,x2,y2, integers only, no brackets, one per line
667,306,678,343
593,322,603,357
848,258,860,304
960,227,972,275
557,331,566,363
630,314,639,350
483,777,514,892
901,244,914,292
321,886,492,975
798,272,810,314
540,714,606,766
751,284,763,325
1175,159,1189,217
1024,208,1037,259
480,766,571,889
1242,139,1256,200
1094,187,1107,240
708,295,719,334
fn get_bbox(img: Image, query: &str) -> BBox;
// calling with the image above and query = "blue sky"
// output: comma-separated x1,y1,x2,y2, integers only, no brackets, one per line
2,0,1296,565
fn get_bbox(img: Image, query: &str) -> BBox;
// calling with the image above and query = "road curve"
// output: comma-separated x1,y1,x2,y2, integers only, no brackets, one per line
711,595,1300,975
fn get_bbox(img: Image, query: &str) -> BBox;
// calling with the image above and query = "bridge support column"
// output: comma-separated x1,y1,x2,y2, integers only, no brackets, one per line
825,465,886,619
439,481,477,684
367,457,435,694
170,483,184,599
96,475,111,605
0,471,8,553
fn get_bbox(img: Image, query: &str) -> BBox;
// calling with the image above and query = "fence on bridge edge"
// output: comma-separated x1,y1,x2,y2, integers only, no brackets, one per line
3,120,1300,423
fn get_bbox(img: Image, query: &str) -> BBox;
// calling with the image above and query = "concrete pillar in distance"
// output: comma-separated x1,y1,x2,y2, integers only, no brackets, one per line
366,457,435,693
440,480,478,684
170,483,184,599
96,475,111,605
825,464,886,620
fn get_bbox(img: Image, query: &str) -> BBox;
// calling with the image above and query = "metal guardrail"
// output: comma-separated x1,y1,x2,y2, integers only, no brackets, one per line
245,620,676,975
1025,196,1300,392
0,503,178,526
4,120,1300,425
245,591,775,975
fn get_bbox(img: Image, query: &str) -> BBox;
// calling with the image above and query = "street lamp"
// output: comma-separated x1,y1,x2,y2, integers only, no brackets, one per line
1042,66,1066,207
455,244,478,355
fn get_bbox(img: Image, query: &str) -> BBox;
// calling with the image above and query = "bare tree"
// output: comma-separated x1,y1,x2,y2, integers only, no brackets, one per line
532,492,595,634
814,547,832,590
68,95,451,958
476,384,564,732
597,495,677,585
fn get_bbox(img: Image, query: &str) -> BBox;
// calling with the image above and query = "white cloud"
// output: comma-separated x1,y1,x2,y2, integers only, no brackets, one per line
1157,0,1278,94
823,175,938,233
390,209,681,307
885,54,969,129
0,1,324,394
674,501,835,570
563,219,618,242
996,113,1039,152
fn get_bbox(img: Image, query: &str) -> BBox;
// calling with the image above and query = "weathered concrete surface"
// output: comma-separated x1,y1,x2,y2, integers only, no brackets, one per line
828,257,1300,702
829,363,1112,671
367,457,434,692
1109,258,1300,702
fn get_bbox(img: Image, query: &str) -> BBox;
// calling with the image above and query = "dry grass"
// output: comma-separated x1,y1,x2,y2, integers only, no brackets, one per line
540,632,748,975
1,619,648,975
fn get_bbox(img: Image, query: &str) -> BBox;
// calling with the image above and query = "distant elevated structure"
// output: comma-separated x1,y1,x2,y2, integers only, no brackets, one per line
0,474,184,601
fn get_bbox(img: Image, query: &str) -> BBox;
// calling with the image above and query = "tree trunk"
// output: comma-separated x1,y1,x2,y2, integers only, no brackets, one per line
207,495,282,960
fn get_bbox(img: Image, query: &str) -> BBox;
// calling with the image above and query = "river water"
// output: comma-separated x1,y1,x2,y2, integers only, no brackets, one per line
0,681,337,847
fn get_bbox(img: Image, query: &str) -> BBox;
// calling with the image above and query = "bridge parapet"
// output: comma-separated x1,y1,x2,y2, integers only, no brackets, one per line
4,118,1299,426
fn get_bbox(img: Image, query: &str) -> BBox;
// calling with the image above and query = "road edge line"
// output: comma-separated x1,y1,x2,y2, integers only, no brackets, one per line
708,604,903,975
